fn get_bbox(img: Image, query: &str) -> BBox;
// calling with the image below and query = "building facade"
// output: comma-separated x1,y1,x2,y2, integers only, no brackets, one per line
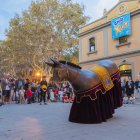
79,0,140,81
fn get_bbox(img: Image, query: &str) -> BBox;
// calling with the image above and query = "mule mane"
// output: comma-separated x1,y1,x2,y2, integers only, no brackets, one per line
59,60,82,69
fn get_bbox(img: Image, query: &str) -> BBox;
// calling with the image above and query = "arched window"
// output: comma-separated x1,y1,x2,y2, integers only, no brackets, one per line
89,37,96,52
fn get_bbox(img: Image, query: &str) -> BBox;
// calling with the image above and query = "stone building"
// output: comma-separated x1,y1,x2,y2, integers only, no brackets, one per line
79,0,140,80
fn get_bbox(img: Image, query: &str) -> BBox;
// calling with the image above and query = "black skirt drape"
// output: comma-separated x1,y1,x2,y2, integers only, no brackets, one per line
69,80,122,124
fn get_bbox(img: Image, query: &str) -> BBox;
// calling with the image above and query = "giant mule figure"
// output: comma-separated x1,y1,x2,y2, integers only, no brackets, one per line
46,59,122,124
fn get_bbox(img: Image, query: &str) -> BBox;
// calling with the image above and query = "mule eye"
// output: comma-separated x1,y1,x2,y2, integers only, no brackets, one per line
58,71,62,77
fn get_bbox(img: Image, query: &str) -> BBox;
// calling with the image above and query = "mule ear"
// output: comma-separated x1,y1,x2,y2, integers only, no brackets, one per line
45,61,55,67
50,58,60,66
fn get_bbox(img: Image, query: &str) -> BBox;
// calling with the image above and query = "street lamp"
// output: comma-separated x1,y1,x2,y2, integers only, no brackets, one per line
36,72,41,76
36,72,42,82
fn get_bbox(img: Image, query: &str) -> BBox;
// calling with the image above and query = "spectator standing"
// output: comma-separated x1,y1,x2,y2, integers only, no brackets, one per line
121,78,126,97
50,89,55,102
1,77,7,105
36,82,41,102
16,78,23,90
9,79,15,104
138,80,140,94
47,81,56,101
19,86,25,104
63,94,69,103
26,87,32,104
58,88,64,102
125,77,135,98
24,79,31,100
54,88,59,101
135,79,140,92
69,94,74,103
24,79,30,91
40,76,48,105
4,77,11,103
0,80,2,106
31,82,37,103
15,89,19,104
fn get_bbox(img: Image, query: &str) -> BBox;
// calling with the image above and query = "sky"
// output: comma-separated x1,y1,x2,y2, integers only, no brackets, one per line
0,0,118,40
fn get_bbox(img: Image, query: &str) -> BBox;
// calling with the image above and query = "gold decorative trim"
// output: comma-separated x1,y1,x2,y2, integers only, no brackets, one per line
117,3,128,15
76,89,103,103
75,72,120,103
91,65,114,91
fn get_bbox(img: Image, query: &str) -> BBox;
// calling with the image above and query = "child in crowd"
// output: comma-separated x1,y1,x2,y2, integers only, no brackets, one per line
55,88,59,101
33,89,38,103
63,94,69,103
26,87,32,104
50,89,56,102
19,86,25,104
9,88,15,104
15,90,19,104
69,94,74,103
58,88,64,102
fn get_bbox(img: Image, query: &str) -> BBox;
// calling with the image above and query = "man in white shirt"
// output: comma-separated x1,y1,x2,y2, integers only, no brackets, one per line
5,78,11,103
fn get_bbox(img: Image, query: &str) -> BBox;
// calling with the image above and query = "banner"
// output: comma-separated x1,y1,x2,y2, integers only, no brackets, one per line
111,13,131,39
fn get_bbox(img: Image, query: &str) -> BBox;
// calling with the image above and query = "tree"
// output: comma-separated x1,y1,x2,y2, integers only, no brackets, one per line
63,45,79,64
1,0,89,78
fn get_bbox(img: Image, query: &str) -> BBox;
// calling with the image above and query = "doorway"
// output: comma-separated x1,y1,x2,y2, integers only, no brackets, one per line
119,64,132,80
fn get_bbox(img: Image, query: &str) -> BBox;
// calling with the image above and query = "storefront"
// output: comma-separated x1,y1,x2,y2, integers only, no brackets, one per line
79,0,140,81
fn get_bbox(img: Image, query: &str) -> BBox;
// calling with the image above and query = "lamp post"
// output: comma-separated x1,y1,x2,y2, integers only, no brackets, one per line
36,72,40,77
36,72,41,81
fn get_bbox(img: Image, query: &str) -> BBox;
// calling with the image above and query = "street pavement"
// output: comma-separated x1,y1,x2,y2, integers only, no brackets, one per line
0,101,140,140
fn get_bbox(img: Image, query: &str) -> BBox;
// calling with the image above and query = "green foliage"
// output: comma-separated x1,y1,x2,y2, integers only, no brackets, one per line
0,0,89,77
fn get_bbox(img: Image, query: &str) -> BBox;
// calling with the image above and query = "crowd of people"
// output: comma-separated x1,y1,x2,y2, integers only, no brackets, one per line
0,76,74,106
121,77,140,104
1,75,140,106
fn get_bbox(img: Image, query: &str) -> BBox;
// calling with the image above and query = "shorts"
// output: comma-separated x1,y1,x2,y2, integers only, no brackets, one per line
2,90,6,96
6,90,10,97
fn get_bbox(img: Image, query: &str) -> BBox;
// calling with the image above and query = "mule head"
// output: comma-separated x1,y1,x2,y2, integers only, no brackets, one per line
46,58,69,82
